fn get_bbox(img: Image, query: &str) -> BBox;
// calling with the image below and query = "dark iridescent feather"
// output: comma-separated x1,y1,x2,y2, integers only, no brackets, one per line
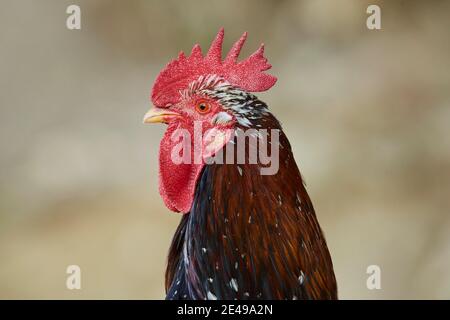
165,104,337,300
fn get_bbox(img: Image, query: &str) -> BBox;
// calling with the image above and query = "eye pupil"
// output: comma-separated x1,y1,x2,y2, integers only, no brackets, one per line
196,101,210,113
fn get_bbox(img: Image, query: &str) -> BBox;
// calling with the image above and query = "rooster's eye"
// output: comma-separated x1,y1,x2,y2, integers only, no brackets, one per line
195,101,211,114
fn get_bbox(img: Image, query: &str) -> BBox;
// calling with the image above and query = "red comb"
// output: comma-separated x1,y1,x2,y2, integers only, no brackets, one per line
151,28,277,107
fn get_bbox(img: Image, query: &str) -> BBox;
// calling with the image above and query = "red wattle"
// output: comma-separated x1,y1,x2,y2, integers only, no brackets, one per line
158,125,204,214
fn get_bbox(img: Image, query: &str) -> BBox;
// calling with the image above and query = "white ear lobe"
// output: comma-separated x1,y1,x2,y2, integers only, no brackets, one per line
212,112,233,125
202,128,233,159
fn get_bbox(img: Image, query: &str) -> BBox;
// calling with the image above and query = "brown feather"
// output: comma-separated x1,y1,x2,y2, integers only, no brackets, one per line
165,110,337,300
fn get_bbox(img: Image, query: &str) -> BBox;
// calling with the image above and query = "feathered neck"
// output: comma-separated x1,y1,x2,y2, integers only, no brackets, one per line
165,112,337,300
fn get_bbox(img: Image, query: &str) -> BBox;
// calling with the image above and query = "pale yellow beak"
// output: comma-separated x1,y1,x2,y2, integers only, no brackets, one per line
142,107,181,124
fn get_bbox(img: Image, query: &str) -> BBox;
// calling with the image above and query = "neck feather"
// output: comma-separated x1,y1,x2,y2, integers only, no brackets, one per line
165,114,337,300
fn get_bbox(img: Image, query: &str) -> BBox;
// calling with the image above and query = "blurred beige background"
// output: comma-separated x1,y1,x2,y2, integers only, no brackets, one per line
0,0,449,299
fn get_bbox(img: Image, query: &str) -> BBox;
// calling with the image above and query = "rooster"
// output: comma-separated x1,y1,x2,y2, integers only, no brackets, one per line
143,28,337,300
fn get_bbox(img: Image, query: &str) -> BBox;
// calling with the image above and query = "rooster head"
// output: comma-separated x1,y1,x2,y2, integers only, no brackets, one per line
143,28,277,213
